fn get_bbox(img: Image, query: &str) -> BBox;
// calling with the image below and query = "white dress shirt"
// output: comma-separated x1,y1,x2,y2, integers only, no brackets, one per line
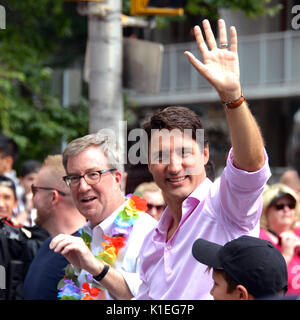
77,200,157,299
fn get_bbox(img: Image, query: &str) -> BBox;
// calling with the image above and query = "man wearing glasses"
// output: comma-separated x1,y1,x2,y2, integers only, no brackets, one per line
50,133,157,300
23,155,86,300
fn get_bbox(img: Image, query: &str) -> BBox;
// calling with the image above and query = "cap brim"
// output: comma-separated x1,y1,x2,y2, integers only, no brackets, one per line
192,238,223,269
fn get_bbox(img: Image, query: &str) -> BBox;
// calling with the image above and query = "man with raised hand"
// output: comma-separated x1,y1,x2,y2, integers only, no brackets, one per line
135,19,271,299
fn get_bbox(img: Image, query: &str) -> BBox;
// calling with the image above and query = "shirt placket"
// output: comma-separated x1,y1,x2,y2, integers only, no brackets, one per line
164,241,173,277
163,198,198,278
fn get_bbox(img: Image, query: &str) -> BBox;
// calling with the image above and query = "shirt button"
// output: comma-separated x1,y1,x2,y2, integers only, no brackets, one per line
167,245,172,250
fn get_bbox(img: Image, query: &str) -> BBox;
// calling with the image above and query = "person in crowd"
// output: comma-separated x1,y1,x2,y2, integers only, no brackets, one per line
0,175,47,299
15,159,41,226
23,155,86,300
135,19,270,299
0,134,24,213
49,133,157,300
204,159,216,182
0,174,18,223
280,169,300,200
134,181,166,220
259,183,300,296
192,235,288,299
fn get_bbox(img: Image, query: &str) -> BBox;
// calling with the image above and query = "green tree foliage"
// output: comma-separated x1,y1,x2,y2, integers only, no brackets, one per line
0,0,88,167
123,0,282,18
122,0,282,25
184,0,282,20
0,0,282,168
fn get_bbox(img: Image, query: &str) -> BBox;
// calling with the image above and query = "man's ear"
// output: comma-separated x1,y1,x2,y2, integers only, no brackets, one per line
113,170,122,188
51,190,60,205
203,144,209,166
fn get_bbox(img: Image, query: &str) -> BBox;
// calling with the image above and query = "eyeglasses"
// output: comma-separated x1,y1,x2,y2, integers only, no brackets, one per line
274,203,296,210
147,204,166,212
63,168,116,188
31,185,67,196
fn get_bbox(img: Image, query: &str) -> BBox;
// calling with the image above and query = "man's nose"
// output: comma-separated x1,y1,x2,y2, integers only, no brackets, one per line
168,153,182,174
77,177,92,192
0,198,5,208
148,207,157,215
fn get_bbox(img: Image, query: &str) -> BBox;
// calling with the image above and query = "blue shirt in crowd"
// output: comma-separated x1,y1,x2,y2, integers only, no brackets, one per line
23,232,80,300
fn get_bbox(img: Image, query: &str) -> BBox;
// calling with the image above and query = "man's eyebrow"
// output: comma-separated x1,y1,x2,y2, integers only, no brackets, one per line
67,167,100,175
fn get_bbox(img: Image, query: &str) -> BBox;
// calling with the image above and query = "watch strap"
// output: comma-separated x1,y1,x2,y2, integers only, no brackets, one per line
93,264,110,282
222,93,245,109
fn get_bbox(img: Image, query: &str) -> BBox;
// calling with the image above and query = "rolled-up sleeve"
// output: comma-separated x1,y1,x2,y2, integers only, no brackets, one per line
119,269,142,297
217,148,271,231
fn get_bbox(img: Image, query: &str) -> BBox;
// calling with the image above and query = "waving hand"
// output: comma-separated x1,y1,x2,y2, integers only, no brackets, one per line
184,19,241,103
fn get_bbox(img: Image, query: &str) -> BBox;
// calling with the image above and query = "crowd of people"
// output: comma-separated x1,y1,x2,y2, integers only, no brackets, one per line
0,19,300,300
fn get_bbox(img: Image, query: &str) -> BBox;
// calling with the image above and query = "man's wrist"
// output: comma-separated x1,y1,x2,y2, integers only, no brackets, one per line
93,264,110,282
85,257,103,276
222,92,245,109
218,86,241,102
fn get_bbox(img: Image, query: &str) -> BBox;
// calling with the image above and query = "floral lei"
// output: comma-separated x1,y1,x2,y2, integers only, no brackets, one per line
57,194,147,300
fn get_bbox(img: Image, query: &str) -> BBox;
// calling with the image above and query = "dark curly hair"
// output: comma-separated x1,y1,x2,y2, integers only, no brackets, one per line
143,106,209,147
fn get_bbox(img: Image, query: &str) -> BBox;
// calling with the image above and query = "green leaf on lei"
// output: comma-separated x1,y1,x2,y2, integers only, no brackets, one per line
61,264,81,285
57,278,67,290
60,296,79,300
81,229,92,247
95,254,112,265
118,208,131,221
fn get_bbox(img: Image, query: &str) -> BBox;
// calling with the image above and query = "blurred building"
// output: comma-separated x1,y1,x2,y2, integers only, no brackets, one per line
126,0,300,182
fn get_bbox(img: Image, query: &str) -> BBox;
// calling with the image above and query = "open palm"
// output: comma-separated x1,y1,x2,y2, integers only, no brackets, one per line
185,19,241,102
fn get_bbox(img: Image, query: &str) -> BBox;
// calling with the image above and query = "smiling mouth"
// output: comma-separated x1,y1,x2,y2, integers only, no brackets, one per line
166,176,187,183
81,196,97,203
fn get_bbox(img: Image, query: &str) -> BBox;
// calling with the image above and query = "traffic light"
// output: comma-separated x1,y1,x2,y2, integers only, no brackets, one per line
130,0,186,16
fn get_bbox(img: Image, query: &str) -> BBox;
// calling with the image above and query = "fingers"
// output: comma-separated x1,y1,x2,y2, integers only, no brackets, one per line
218,19,238,53
202,19,217,50
280,232,300,248
184,51,206,75
194,19,237,53
50,234,84,254
218,19,228,48
193,25,209,60
230,26,238,53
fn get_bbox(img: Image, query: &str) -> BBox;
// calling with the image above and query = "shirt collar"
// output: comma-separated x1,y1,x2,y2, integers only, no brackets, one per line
156,178,212,235
83,200,127,235
188,178,212,202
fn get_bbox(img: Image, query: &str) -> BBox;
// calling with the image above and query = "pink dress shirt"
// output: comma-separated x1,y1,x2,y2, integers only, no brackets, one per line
136,149,271,300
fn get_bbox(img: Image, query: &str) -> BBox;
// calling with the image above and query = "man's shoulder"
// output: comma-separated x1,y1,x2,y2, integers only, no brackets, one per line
131,212,158,235
137,211,158,224
32,236,54,258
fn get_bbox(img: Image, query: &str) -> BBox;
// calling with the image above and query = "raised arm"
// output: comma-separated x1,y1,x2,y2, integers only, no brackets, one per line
184,19,265,172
